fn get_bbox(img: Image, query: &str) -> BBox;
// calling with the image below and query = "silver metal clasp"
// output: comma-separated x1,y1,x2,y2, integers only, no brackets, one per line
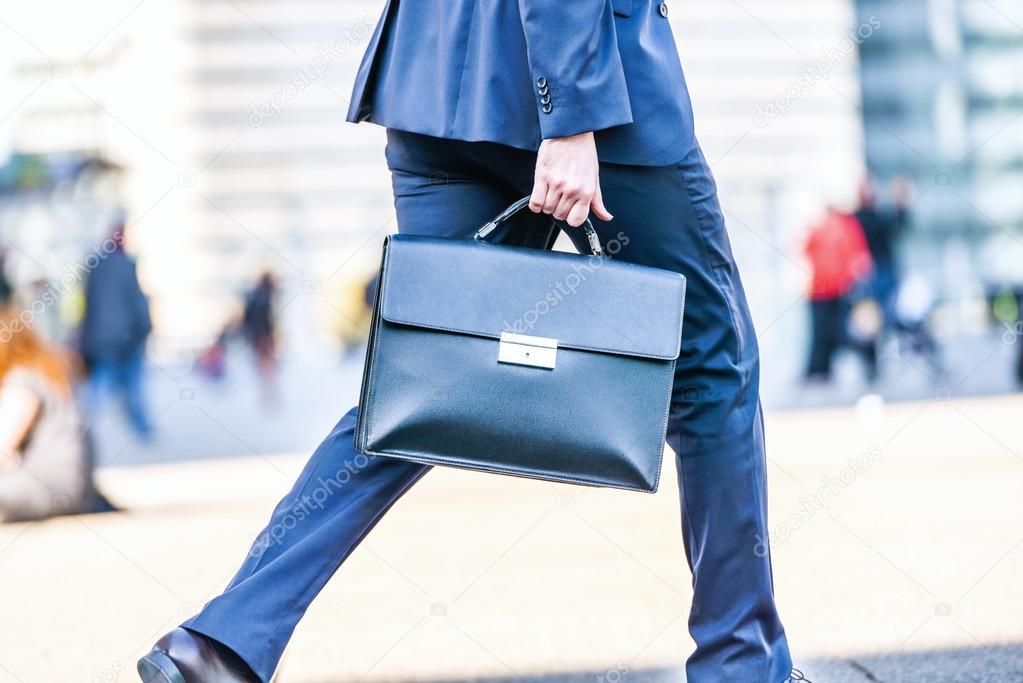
474,221,498,240
498,332,558,369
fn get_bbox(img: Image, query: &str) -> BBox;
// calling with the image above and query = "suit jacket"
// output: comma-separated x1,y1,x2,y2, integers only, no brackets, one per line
82,250,152,360
346,0,697,166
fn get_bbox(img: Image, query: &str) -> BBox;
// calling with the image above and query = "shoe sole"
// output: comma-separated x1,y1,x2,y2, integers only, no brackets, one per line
137,651,186,683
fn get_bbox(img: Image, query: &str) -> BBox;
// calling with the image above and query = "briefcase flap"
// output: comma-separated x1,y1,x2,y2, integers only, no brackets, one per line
378,234,686,360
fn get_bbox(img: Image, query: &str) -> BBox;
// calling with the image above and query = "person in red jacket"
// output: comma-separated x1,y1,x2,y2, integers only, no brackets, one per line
804,207,873,380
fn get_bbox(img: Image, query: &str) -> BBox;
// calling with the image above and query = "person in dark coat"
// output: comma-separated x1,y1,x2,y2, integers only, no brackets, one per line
0,250,13,306
854,178,910,328
82,224,153,438
1016,288,1023,388
241,271,278,400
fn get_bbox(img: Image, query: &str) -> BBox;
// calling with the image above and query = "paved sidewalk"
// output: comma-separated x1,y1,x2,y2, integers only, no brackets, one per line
0,395,1020,682
398,645,1023,683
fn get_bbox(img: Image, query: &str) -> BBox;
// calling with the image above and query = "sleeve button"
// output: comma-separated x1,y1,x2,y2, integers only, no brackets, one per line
542,102,553,114
536,77,547,88
659,2,669,17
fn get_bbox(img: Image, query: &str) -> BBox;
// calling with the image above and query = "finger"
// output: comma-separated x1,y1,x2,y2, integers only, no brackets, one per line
591,184,613,222
566,200,590,228
553,193,576,221
529,176,547,213
541,186,561,215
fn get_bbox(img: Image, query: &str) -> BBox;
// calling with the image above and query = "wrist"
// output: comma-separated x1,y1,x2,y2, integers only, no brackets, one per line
543,132,594,144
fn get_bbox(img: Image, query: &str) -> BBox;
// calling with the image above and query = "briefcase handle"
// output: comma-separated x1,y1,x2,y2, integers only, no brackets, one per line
473,196,605,257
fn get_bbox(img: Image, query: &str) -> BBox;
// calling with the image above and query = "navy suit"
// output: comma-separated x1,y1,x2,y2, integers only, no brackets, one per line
186,2,793,682
347,0,696,165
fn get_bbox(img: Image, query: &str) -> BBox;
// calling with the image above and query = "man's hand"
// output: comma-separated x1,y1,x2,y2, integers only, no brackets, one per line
529,132,613,227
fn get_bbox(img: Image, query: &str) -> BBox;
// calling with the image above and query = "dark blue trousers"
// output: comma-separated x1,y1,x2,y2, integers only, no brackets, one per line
185,130,792,683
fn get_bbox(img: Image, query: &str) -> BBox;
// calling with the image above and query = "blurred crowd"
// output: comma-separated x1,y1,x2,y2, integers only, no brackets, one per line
1,171,1021,526
801,177,1023,388
0,217,286,524
0,222,152,522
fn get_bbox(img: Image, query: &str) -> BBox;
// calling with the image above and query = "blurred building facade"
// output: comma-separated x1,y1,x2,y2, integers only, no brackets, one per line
0,1,196,354
853,0,1023,290
0,1,390,354
186,0,392,353
8,0,983,363
671,0,866,372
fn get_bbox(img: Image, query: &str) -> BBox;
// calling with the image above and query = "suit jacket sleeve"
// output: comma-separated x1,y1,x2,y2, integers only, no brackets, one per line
517,0,633,139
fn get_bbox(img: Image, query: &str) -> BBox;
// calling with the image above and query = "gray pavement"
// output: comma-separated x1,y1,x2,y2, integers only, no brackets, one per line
835,644,1023,682
1,394,1020,682
384,645,1023,683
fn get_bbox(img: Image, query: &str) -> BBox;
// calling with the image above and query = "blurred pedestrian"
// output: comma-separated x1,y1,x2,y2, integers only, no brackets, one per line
81,223,153,439
0,305,97,522
804,206,873,381
241,271,278,400
1016,288,1023,388
0,250,13,306
1017,330,1023,388
854,177,910,328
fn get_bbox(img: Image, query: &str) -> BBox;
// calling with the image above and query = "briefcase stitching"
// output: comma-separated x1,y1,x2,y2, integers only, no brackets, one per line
648,357,676,493
379,313,679,361
356,236,393,453
359,444,656,492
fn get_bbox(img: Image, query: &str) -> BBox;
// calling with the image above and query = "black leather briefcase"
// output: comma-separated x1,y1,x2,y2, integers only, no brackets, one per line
356,198,686,492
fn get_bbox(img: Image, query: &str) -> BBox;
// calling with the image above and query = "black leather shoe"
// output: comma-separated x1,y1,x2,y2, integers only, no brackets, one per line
137,628,259,683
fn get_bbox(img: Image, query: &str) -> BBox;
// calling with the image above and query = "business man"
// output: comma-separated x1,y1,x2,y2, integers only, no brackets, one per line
139,1,798,681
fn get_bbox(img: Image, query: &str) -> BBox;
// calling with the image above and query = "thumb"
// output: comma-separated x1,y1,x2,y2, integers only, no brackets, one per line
591,184,613,222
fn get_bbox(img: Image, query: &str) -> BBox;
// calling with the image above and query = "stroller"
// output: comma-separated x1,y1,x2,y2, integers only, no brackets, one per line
892,275,943,378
